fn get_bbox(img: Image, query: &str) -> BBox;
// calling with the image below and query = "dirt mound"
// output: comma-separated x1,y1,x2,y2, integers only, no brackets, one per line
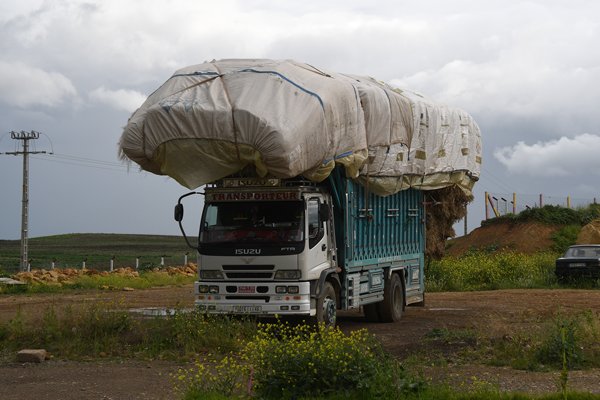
446,221,559,256
577,218,600,244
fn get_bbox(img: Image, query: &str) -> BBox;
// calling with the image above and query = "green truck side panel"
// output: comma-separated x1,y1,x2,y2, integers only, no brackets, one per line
327,168,425,269
326,168,425,308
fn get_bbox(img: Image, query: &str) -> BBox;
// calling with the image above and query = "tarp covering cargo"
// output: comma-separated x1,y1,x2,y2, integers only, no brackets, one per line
119,59,481,196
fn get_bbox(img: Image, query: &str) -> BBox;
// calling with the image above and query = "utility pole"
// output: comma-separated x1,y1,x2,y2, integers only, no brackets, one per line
3,130,48,271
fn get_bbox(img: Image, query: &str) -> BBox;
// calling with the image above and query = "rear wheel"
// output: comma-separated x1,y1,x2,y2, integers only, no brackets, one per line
315,281,337,327
377,273,404,322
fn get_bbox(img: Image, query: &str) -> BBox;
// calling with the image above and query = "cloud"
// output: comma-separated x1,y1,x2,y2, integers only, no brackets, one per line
89,86,146,112
0,61,76,107
494,133,600,177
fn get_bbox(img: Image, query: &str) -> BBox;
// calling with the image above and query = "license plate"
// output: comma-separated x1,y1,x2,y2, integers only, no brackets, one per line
232,305,262,313
238,285,256,294
570,263,586,267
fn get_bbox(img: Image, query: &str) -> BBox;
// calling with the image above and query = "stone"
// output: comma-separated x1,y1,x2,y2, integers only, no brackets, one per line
17,349,47,363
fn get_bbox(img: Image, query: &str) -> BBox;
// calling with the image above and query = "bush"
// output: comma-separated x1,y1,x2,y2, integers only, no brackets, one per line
176,321,424,399
551,225,581,253
483,204,600,227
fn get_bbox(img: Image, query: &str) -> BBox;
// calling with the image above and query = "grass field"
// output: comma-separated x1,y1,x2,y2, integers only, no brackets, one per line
0,233,197,273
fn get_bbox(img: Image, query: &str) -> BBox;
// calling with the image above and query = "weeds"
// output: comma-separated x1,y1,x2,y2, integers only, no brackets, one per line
487,311,600,371
0,303,256,359
427,251,557,292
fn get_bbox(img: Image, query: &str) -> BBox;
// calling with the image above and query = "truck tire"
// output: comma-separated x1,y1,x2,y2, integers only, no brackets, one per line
377,273,404,322
363,303,380,322
315,281,337,327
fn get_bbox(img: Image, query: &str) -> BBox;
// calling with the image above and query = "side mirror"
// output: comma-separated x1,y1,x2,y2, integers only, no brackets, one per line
319,203,330,221
174,204,184,222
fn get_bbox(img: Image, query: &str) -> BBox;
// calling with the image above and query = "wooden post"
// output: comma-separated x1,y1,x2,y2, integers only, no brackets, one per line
539,194,543,207
485,191,489,220
513,193,517,214
110,256,115,272
463,205,468,236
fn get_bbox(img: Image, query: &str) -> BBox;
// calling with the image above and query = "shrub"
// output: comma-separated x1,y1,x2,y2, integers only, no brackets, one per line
483,204,600,227
551,225,581,253
176,321,424,399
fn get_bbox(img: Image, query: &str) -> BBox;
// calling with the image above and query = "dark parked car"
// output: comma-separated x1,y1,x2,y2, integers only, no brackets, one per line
555,244,600,280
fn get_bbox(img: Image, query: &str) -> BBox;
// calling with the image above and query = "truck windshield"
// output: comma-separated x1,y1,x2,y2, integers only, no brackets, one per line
200,201,304,244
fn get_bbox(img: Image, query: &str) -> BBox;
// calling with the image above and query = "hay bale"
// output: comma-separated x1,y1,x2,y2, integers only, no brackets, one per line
577,218,600,244
424,186,472,260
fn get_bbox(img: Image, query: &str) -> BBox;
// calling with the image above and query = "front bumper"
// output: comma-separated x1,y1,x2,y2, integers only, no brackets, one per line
555,265,600,279
194,281,314,316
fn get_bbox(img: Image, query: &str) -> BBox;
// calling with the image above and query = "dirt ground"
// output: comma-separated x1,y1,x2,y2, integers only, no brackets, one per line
1,285,600,399
446,221,560,256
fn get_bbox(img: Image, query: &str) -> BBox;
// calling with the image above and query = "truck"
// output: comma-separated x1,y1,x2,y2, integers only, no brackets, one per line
174,167,425,326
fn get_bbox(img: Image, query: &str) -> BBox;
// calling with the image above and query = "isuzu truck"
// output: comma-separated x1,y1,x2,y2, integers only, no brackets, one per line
175,168,425,326
118,59,480,326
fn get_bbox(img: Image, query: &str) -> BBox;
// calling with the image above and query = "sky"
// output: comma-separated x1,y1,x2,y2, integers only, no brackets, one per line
1,0,599,240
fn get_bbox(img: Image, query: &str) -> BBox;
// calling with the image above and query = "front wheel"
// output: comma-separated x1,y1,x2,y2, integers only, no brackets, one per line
377,273,404,322
314,281,337,327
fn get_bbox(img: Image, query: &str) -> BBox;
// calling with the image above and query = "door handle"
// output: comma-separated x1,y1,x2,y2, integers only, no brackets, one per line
321,244,327,251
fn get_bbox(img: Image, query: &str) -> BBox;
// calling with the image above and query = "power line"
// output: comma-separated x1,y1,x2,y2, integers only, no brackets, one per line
32,152,145,174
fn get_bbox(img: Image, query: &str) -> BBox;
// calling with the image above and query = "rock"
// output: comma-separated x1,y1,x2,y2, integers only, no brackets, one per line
122,287,135,291
17,349,47,363
0,277,27,286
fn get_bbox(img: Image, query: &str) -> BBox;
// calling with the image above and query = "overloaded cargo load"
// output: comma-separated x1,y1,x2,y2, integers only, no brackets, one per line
119,59,481,196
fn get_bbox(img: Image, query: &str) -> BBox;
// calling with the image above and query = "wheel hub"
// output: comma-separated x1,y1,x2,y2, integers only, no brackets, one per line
323,297,336,325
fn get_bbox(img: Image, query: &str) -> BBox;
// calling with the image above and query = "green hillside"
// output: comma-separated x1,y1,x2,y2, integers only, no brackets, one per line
0,233,197,274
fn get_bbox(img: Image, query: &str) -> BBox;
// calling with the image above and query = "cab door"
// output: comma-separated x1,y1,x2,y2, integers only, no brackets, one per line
305,196,330,277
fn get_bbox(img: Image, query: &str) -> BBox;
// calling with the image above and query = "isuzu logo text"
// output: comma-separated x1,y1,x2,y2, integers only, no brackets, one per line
235,249,261,255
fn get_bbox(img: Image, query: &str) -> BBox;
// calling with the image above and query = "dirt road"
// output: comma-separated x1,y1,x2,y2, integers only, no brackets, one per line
1,286,600,399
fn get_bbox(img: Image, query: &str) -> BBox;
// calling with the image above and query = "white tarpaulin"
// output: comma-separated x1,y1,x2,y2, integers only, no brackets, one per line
119,59,481,195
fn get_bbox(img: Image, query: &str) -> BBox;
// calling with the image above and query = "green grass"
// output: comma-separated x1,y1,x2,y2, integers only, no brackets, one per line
0,233,197,273
2,302,600,399
0,304,256,360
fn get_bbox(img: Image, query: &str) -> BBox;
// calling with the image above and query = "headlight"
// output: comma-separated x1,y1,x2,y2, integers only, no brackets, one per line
198,285,209,293
209,285,219,294
200,270,224,279
274,270,301,280
287,286,299,294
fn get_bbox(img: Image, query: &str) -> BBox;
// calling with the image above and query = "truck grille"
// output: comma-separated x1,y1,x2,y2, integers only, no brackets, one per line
222,265,275,270
222,265,275,280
